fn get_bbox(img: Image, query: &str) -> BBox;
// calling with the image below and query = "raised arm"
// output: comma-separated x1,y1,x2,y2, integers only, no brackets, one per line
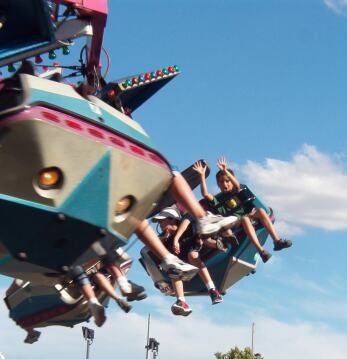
217,157,241,191
192,161,214,202
172,217,191,255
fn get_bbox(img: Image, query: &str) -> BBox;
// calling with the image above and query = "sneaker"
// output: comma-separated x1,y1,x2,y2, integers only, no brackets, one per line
274,239,292,251
88,300,106,327
171,300,192,316
161,256,198,281
116,298,132,313
209,288,223,305
24,330,41,344
120,281,147,302
259,249,272,263
197,213,239,238
216,238,228,252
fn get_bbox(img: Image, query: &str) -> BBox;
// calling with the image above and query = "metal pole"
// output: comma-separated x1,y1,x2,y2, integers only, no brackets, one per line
86,339,90,359
251,322,255,355
145,313,151,359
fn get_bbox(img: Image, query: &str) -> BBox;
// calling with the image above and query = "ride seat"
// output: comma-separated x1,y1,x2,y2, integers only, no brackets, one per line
0,0,55,64
199,207,275,264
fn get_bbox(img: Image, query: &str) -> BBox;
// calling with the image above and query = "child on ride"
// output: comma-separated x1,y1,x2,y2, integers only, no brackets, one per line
136,171,239,282
69,249,147,327
152,206,223,316
70,171,239,321
193,157,292,262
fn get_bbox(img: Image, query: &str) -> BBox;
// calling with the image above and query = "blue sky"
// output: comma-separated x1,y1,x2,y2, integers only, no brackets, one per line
1,0,347,358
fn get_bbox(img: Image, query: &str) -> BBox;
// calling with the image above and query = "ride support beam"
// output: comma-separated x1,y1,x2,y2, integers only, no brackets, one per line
54,0,108,86
55,0,108,15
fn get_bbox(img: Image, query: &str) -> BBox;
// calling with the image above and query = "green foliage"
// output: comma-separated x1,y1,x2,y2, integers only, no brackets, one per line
214,346,264,359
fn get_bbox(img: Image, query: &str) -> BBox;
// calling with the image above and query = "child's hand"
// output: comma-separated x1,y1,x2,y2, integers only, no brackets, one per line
217,157,228,172
193,161,207,176
173,241,180,255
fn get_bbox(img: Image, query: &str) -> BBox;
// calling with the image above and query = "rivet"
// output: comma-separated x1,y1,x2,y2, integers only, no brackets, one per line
61,265,69,273
17,252,28,261
57,213,66,221
99,228,107,237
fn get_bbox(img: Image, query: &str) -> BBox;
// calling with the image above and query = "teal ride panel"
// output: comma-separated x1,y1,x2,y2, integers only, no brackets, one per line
60,151,111,229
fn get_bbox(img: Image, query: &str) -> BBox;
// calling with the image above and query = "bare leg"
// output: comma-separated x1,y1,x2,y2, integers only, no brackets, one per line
70,267,106,327
170,173,239,238
92,273,132,313
92,272,122,300
136,220,199,281
203,237,218,249
136,220,170,258
80,283,106,326
99,253,147,302
240,217,264,253
188,251,223,304
170,278,192,315
253,208,280,243
79,282,97,300
171,278,184,298
170,173,205,219
105,263,123,279
188,251,213,285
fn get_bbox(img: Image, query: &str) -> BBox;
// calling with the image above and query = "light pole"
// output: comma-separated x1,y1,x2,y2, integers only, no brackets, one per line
251,322,255,355
82,326,94,359
145,313,151,359
145,313,160,359
252,323,263,358
147,338,160,359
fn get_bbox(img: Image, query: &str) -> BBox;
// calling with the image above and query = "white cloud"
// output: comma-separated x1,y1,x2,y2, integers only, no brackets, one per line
301,298,347,321
272,220,303,237
240,144,347,233
286,273,327,294
254,317,347,359
324,0,347,15
1,294,347,359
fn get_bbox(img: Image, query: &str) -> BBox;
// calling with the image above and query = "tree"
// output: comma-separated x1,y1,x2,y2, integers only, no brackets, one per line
214,346,264,359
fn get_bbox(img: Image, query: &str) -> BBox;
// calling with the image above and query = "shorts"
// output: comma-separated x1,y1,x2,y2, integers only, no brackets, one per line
187,240,203,253
164,237,202,261
69,266,90,287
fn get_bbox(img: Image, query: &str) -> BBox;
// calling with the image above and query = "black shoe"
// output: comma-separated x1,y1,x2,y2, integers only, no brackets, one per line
216,239,228,252
209,288,223,305
259,249,272,263
116,298,132,313
274,239,292,251
24,330,41,344
224,233,239,247
121,281,147,302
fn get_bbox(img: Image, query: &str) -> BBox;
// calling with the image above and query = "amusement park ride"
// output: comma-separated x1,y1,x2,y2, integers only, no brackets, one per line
0,0,272,342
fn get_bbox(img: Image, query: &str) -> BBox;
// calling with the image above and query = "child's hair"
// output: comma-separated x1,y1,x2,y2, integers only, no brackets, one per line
216,168,235,183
